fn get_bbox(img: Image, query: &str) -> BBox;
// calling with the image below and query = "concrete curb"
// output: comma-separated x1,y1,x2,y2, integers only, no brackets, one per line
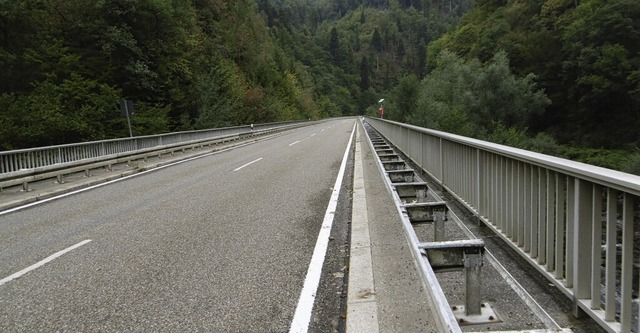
346,124,380,333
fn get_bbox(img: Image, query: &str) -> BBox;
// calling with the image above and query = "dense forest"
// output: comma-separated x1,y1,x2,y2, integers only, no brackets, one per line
419,0,640,172
1,0,639,173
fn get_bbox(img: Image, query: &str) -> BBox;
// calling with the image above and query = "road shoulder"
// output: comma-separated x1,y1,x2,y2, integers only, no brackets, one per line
347,122,436,333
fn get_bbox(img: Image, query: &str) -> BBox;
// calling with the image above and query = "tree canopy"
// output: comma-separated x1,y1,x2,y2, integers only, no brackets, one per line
427,0,640,149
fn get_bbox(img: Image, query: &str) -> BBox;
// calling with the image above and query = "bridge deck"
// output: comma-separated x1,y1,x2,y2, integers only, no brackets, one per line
0,120,611,333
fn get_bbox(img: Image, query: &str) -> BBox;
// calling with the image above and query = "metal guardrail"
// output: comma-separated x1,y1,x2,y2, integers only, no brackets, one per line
0,121,309,190
0,121,303,174
362,121,464,333
366,117,639,333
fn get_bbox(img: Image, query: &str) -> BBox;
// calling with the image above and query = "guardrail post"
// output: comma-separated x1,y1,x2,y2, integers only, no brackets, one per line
464,250,483,316
434,207,446,241
417,187,426,201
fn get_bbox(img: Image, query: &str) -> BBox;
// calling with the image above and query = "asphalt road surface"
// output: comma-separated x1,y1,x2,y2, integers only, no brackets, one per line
0,119,356,332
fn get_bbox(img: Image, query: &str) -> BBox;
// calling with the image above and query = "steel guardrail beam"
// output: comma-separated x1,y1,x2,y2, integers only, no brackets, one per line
0,120,315,191
0,120,310,175
360,119,463,333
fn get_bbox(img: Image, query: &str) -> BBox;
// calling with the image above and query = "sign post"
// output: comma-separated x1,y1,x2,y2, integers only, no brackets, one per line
378,98,384,118
120,100,134,137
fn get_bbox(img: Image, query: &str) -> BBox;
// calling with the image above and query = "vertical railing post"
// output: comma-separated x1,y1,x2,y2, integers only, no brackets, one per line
538,170,547,265
546,170,555,271
476,149,482,216
517,162,525,247
565,177,575,289
620,193,634,332
604,189,617,321
572,179,593,316
590,185,602,310
523,164,531,252
439,138,444,186
498,157,505,231
531,167,539,258
554,174,566,280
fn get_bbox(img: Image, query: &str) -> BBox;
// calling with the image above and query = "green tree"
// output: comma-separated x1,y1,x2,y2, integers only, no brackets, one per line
0,74,123,148
411,50,550,139
559,0,640,147
390,74,419,122
329,27,341,62
372,28,383,52
360,56,371,90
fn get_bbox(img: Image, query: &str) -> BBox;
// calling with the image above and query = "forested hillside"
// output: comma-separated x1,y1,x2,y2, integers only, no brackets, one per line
426,0,640,148
414,0,640,172
1,0,638,172
0,0,468,149
0,0,319,149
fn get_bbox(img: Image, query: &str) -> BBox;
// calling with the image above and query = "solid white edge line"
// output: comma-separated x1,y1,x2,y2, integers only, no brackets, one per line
0,239,92,286
233,157,263,172
289,121,356,333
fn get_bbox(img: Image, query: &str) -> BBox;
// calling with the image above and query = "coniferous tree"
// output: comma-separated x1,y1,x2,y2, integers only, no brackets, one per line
372,28,383,52
360,56,371,90
329,27,340,63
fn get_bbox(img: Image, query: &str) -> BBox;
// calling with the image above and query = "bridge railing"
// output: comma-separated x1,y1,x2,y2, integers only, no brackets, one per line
366,117,639,333
0,120,312,192
0,121,305,175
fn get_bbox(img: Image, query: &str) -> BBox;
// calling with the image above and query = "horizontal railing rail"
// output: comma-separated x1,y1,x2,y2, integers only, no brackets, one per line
0,120,311,190
366,117,639,333
0,121,304,175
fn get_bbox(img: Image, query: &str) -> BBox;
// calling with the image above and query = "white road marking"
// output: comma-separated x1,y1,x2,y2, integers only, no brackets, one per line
289,121,356,333
0,239,92,286
0,141,259,216
233,157,263,172
289,133,317,147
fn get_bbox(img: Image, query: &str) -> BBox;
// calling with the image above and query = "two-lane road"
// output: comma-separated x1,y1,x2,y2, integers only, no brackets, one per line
0,119,356,332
